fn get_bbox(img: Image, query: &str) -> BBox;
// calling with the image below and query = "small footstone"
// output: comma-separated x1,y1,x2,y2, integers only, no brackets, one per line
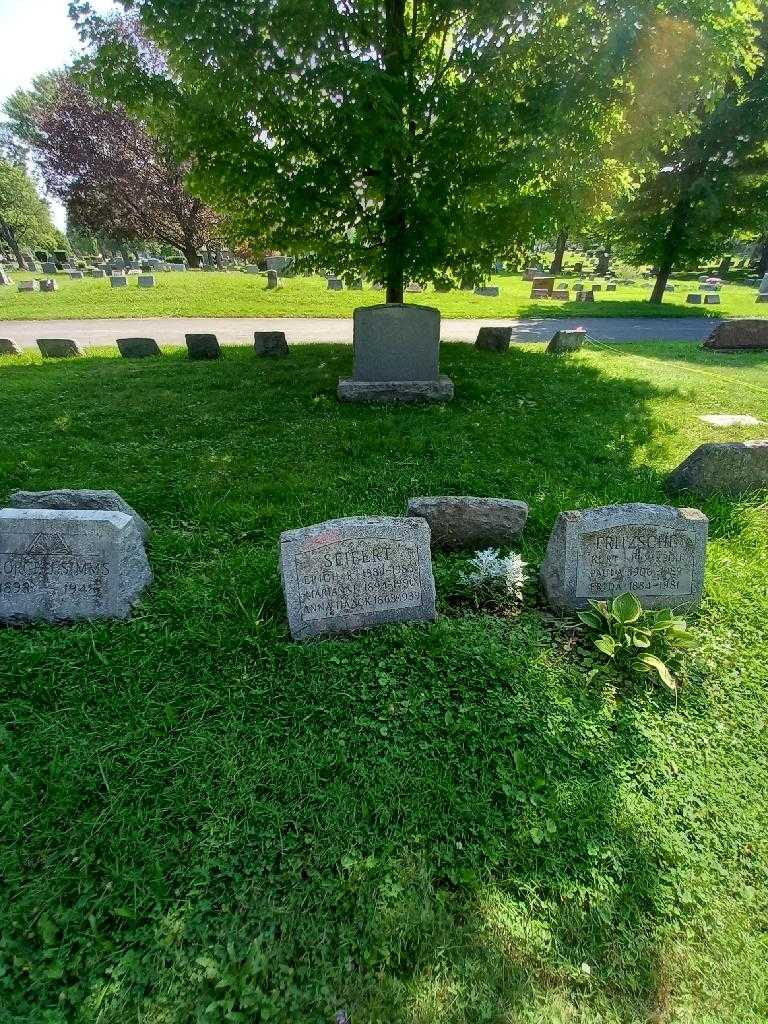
687,293,702,304
0,509,151,623
280,515,436,640
9,488,149,540
699,414,764,427
540,503,708,612
37,338,81,358
137,275,155,288
666,441,768,496
185,333,221,359
475,326,511,353
703,320,768,351
547,328,586,353
117,337,161,358
266,270,279,289
407,496,528,550
110,275,128,287
254,331,288,356
531,288,550,299
39,279,58,292
474,286,500,297
0,339,21,356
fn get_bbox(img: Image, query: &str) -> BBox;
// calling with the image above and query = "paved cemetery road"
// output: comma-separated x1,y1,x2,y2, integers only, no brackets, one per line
1,315,718,351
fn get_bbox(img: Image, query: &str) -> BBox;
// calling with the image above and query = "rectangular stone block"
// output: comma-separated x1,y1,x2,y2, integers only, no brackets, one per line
280,516,436,639
687,293,702,304
407,496,528,550
474,286,499,297
531,277,555,293
337,377,454,403
110,276,128,287
0,508,151,623
666,441,768,496
185,333,221,359
37,338,81,358
254,331,288,356
547,328,586,354
551,289,570,300
475,327,512,352
541,503,708,612
137,275,155,288
18,280,39,292
327,277,343,290
68,271,84,280
117,337,161,358
704,294,721,304
39,279,58,292
531,288,550,299
351,303,440,382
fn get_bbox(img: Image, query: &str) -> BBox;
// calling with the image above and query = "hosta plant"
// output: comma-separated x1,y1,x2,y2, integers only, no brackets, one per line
577,592,693,690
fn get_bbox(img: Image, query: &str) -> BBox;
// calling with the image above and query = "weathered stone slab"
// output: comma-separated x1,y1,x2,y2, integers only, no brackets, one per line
0,339,21,356
185,333,221,359
338,377,454,403
540,503,708,612
575,290,595,302
117,337,161,358
18,280,39,292
531,288,550,299
137,275,155,288
407,496,528,550
39,279,58,292
110,275,128,288
0,508,151,623
687,293,702,304
254,331,288,356
266,270,279,289
606,283,617,292
350,303,440,381
37,338,81,358
327,277,343,290
280,515,436,640
704,294,720,304
9,488,149,540
474,286,500,297
68,271,84,280
405,283,424,293
475,327,511,352
552,289,570,300
547,328,587,354
666,441,768,496
703,320,768,351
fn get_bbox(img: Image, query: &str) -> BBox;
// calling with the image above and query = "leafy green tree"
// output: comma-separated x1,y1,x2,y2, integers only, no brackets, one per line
71,0,757,302
0,159,64,268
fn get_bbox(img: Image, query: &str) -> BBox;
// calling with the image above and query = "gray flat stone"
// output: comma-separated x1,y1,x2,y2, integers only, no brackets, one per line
666,441,768,496
137,275,155,288
280,515,436,640
703,320,768,351
254,331,288,356
337,376,454,403
474,286,500,297
0,339,21,356
475,327,511,352
185,333,221,359
0,508,151,623
327,278,343,290
540,503,708,612
407,496,528,550
547,328,587,353
37,338,81,358
110,276,128,288
116,337,161,358
9,488,150,540
699,414,764,427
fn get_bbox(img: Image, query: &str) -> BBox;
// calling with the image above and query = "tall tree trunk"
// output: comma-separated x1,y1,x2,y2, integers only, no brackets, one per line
0,216,25,269
382,0,407,304
649,188,694,304
183,244,201,268
649,260,674,303
550,228,568,274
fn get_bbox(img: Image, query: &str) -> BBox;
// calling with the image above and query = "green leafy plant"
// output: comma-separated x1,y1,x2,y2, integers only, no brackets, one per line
577,592,693,690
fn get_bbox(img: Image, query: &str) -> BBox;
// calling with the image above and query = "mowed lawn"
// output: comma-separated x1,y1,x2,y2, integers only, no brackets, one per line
1,342,767,1023
2,269,768,320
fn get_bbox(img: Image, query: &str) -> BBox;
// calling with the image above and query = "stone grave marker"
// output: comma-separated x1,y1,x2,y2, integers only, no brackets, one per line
42,261,57,274
699,414,764,427
0,269,12,286
474,286,500,297
337,303,453,402
110,275,128,288
39,279,57,292
552,289,570,300
704,294,720,304
68,271,84,280
666,441,768,496
756,294,768,304
137,275,155,288
37,338,81,358
531,277,555,294
475,326,512,353
687,293,702,304
407,496,528,550
185,333,221,359
592,284,602,292
531,288,550,299
167,263,186,272
90,269,105,278
327,277,343,290
18,280,39,292
606,283,617,292
117,337,161,358
266,270,279,289
703,321,768,351
547,328,587,354
540,503,708,612
0,508,151,623
575,290,595,302
254,331,288,356
9,488,149,539
280,515,436,640
0,339,21,356
406,282,424,292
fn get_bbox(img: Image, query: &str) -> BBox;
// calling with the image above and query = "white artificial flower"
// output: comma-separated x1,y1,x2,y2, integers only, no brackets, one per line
460,548,527,598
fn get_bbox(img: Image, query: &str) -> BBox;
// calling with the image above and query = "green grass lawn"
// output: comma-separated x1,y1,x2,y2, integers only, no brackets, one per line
2,269,767,320
1,341,767,1023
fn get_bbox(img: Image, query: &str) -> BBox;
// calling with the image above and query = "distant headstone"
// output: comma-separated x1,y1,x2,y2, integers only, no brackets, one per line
606,283,617,292
167,263,186,272
531,288,550,299
551,289,570,300
699,414,764,427
532,277,555,294
42,261,57,274
704,293,720,304
265,255,292,273
405,283,424,293
185,333,221,359
703,320,768,351
68,271,84,280
246,265,260,274
37,338,81,358
687,293,702,304
117,337,161,358
475,326,512,353
407,496,528,550
110,275,128,288
0,339,21,356
39,279,57,292
9,488,149,540
575,290,595,302
327,277,343,290
547,328,586,354
337,303,453,402
0,508,151,623
280,515,436,640
91,269,105,278
541,503,708,612
18,280,39,292
755,294,768,304
474,286,500,297
266,270,279,289
349,278,363,290
592,284,603,292
254,331,288,356
572,262,583,274
137,275,155,288
0,269,12,286
666,441,768,496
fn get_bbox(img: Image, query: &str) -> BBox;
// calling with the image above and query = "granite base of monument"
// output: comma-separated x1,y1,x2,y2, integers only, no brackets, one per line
0,509,151,623
337,375,454,403
541,503,708,613
280,515,436,640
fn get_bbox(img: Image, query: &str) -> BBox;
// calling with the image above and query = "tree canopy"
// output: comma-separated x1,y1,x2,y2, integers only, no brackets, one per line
0,158,65,268
71,0,760,301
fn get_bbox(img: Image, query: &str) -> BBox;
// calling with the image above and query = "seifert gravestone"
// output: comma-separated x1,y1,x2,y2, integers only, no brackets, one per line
280,516,436,640
540,503,708,612
0,508,151,623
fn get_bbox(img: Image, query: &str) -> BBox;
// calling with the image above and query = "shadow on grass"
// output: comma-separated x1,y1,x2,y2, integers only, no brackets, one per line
0,344,701,1022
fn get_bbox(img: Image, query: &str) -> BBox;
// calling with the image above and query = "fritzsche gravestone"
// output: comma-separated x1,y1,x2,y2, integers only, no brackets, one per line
0,509,151,623
540,503,707,612
280,516,436,640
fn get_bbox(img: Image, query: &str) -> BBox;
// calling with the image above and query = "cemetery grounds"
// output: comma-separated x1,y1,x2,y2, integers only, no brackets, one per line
0,339,767,1022
3,268,768,320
